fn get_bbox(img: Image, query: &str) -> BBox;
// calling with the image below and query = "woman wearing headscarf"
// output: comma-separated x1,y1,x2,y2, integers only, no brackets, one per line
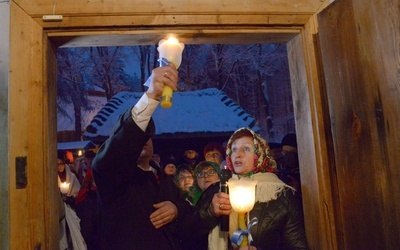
210,128,308,250
57,151,87,249
57,151,81,200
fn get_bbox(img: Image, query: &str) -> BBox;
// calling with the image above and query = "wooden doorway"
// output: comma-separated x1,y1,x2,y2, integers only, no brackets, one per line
8,1,335,249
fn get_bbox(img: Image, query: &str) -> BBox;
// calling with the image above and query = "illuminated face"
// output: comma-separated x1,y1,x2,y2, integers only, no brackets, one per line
196,166,220,191
177,171,194,192
164,163,177,176
205,150,223,165
230,136,255,175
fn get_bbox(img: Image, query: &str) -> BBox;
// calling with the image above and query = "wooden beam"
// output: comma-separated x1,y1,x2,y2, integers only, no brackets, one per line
15,0,323,16
33,14,312,29
48,28,300,47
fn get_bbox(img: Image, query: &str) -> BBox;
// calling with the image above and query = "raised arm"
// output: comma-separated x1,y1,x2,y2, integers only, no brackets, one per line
92,64,178,204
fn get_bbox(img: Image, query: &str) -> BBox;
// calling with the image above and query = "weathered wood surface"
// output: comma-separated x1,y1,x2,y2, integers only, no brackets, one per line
9,2,47,249
9,2,60,249
14,0,325,30
17,0,400,249
53,29,301,48
16,0,323,15
318,0,400,248
287,13,338,247
7,0,333,248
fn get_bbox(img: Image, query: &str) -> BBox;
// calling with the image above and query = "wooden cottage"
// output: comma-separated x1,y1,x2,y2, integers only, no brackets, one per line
83,88,260,159
1,0,399,249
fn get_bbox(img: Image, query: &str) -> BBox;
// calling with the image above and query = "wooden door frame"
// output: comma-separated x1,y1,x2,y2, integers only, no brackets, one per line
8,1,337,249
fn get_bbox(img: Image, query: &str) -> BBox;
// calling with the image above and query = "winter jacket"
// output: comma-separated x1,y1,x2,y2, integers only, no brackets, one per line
178,182,220,250
248,190,308,250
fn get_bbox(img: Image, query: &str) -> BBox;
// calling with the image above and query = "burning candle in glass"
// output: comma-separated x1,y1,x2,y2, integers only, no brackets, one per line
157,36,185,108
227,178,258,247
59,182,70,195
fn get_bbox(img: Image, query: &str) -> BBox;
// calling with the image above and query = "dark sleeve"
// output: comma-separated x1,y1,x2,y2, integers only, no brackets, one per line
177,184,220,241
92,109,155,205
284,192,309,249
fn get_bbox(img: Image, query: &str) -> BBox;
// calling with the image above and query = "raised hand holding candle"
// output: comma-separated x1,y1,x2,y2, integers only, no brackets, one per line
157,36,185,108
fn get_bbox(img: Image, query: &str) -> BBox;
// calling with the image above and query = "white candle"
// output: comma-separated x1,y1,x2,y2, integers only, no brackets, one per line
157,36,185,109
157,36,185,68
227,178,258,213
59,182,70,194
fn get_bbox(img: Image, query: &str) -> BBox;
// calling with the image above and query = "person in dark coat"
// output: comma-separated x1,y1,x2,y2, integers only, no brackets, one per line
92,64,190,250
178,161,224,250
279,133,301,192
210,128,308,250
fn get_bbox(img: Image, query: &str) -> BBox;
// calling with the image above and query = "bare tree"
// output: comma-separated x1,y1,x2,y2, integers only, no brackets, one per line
58,43,293,141
57,48,93,140
90,46,134,100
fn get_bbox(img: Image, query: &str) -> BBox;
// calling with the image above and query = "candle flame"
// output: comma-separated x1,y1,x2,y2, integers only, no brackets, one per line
166,36,179,44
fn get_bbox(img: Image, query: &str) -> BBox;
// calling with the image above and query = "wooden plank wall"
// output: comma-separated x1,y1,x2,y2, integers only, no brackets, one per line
7,0,335,249
318,0,400,248
286,5,340,246
0,3,10,250
9,2,57,249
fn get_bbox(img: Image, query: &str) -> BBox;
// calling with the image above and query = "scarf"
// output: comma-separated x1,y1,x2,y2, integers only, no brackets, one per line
228,173,295,245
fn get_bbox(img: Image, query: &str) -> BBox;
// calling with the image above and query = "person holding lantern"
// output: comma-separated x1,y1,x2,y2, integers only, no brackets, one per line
209,128,308,250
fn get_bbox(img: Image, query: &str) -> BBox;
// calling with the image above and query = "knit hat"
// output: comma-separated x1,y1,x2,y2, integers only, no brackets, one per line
194,161,221,177
281,133,297,148
226,127,276,175
163,156,177,169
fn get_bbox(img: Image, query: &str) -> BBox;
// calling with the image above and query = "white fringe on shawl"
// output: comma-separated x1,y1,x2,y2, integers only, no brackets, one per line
229,173,295,245
208,224,229,250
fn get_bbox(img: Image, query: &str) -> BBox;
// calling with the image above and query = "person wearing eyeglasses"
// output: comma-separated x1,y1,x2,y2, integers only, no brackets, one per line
177,161,227,250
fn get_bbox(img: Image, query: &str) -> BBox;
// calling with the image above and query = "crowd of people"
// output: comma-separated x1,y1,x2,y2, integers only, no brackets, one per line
57,63,308,249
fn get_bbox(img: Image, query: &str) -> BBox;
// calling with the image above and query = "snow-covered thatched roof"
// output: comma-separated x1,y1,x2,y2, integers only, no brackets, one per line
83,88,259,143
57,140,96,151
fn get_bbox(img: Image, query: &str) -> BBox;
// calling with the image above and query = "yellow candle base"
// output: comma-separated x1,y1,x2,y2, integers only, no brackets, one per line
160,86,173,108
238,212,248,247
161,96,172,108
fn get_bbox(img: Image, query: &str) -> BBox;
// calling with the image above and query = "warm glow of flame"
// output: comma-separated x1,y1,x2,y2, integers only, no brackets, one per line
59,182,70,194
157,36,185,68
166,36,179,44
227,178,258,213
